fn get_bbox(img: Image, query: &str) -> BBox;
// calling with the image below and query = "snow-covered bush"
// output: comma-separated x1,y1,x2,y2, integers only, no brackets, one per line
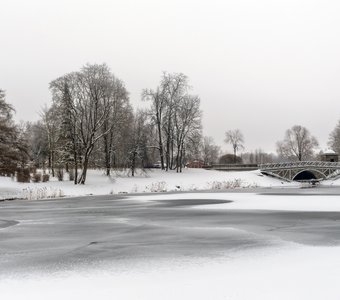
22,187,64,200
208,179,243,190
145,181,167,193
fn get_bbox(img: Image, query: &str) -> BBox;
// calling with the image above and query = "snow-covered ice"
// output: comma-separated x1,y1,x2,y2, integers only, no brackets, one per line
131,192,340,211
1,191,340,300
1,244,340,300
1,170,340,300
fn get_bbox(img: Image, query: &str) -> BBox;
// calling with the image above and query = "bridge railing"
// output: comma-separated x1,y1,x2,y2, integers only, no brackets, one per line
260,161,340,170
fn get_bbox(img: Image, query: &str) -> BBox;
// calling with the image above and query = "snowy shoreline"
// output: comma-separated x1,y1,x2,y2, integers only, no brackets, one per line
1,168,339,201
0,168,306,201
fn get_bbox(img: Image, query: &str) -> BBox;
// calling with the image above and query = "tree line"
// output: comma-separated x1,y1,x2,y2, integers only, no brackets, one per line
0,64,219,184
1,63,340,183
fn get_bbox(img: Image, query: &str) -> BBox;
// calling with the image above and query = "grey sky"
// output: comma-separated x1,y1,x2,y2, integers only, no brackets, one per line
1,0,340,153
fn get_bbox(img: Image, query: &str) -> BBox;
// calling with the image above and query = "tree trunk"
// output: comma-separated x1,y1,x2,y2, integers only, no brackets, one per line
78,146,93,184
51,150,55,177
179,147,184,173
48,151,52,174
73,151,78,185
78,157,89,184
176,144,181,173
131,152,136,177
166,138,170,171
104,134,110,176
170,138,174,170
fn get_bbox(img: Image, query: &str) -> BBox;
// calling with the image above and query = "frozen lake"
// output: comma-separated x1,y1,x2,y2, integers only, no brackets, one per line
1,187,340,274
0,187,340,300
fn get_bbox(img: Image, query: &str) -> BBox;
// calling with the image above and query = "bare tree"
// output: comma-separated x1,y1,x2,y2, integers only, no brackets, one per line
25,121,49,170
224,129,244,163
142,86,167,170
50,63,121,184
143,72,202,172
328,120,340,154
162,73,188,170
201,136,221,165
41,105,60,177
173,95,201,172
101,77,130,176
127,110,148,177
276,125,318,161
241,149,275,164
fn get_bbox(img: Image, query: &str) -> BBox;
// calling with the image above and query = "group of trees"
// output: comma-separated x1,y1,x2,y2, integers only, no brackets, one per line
143,72,202,172
46,64,133,184
43,65,205,183
0,64,209,184
223,124,339,164
2,63,340,183
0,90,29,176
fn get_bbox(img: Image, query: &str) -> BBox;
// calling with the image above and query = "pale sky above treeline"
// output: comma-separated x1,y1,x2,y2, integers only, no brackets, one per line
1,0,340,153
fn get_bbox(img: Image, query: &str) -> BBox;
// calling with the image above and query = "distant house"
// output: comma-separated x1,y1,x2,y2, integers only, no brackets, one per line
186,159,205,168
320,150,339,162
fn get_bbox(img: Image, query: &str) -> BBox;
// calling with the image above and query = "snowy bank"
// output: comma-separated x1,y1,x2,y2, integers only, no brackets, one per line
0,169,298,200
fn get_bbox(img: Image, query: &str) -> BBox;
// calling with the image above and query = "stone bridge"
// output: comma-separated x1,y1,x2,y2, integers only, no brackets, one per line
259,161,340,181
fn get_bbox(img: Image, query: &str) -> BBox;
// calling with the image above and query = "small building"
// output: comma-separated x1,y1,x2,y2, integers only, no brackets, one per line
186,159,205,168
320,150,339,162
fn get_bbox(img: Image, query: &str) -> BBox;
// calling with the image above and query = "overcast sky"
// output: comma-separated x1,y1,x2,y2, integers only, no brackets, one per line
1,0,340,153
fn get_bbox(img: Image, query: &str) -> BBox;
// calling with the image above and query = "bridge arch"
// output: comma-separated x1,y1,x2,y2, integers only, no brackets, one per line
259,161,340,181
292,169,326,181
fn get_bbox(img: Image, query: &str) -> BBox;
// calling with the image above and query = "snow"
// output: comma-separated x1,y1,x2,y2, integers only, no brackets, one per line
1,170,340,299
0,246,339,300
1,217,340,300
130,192,340,211
322,148,336,154
321,176,340,186
0,168,299,200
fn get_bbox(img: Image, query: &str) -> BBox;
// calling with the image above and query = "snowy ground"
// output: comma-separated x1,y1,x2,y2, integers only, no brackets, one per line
0,168,303,200
2,246,339,300
1,189,340,299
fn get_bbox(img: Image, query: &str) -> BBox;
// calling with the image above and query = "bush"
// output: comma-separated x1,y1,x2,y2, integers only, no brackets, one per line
32,173,42,183
42,174,50,182
219,154,243,164
145,181,167,192
208,179,243,190
56,168,64,181
16,168,31,183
